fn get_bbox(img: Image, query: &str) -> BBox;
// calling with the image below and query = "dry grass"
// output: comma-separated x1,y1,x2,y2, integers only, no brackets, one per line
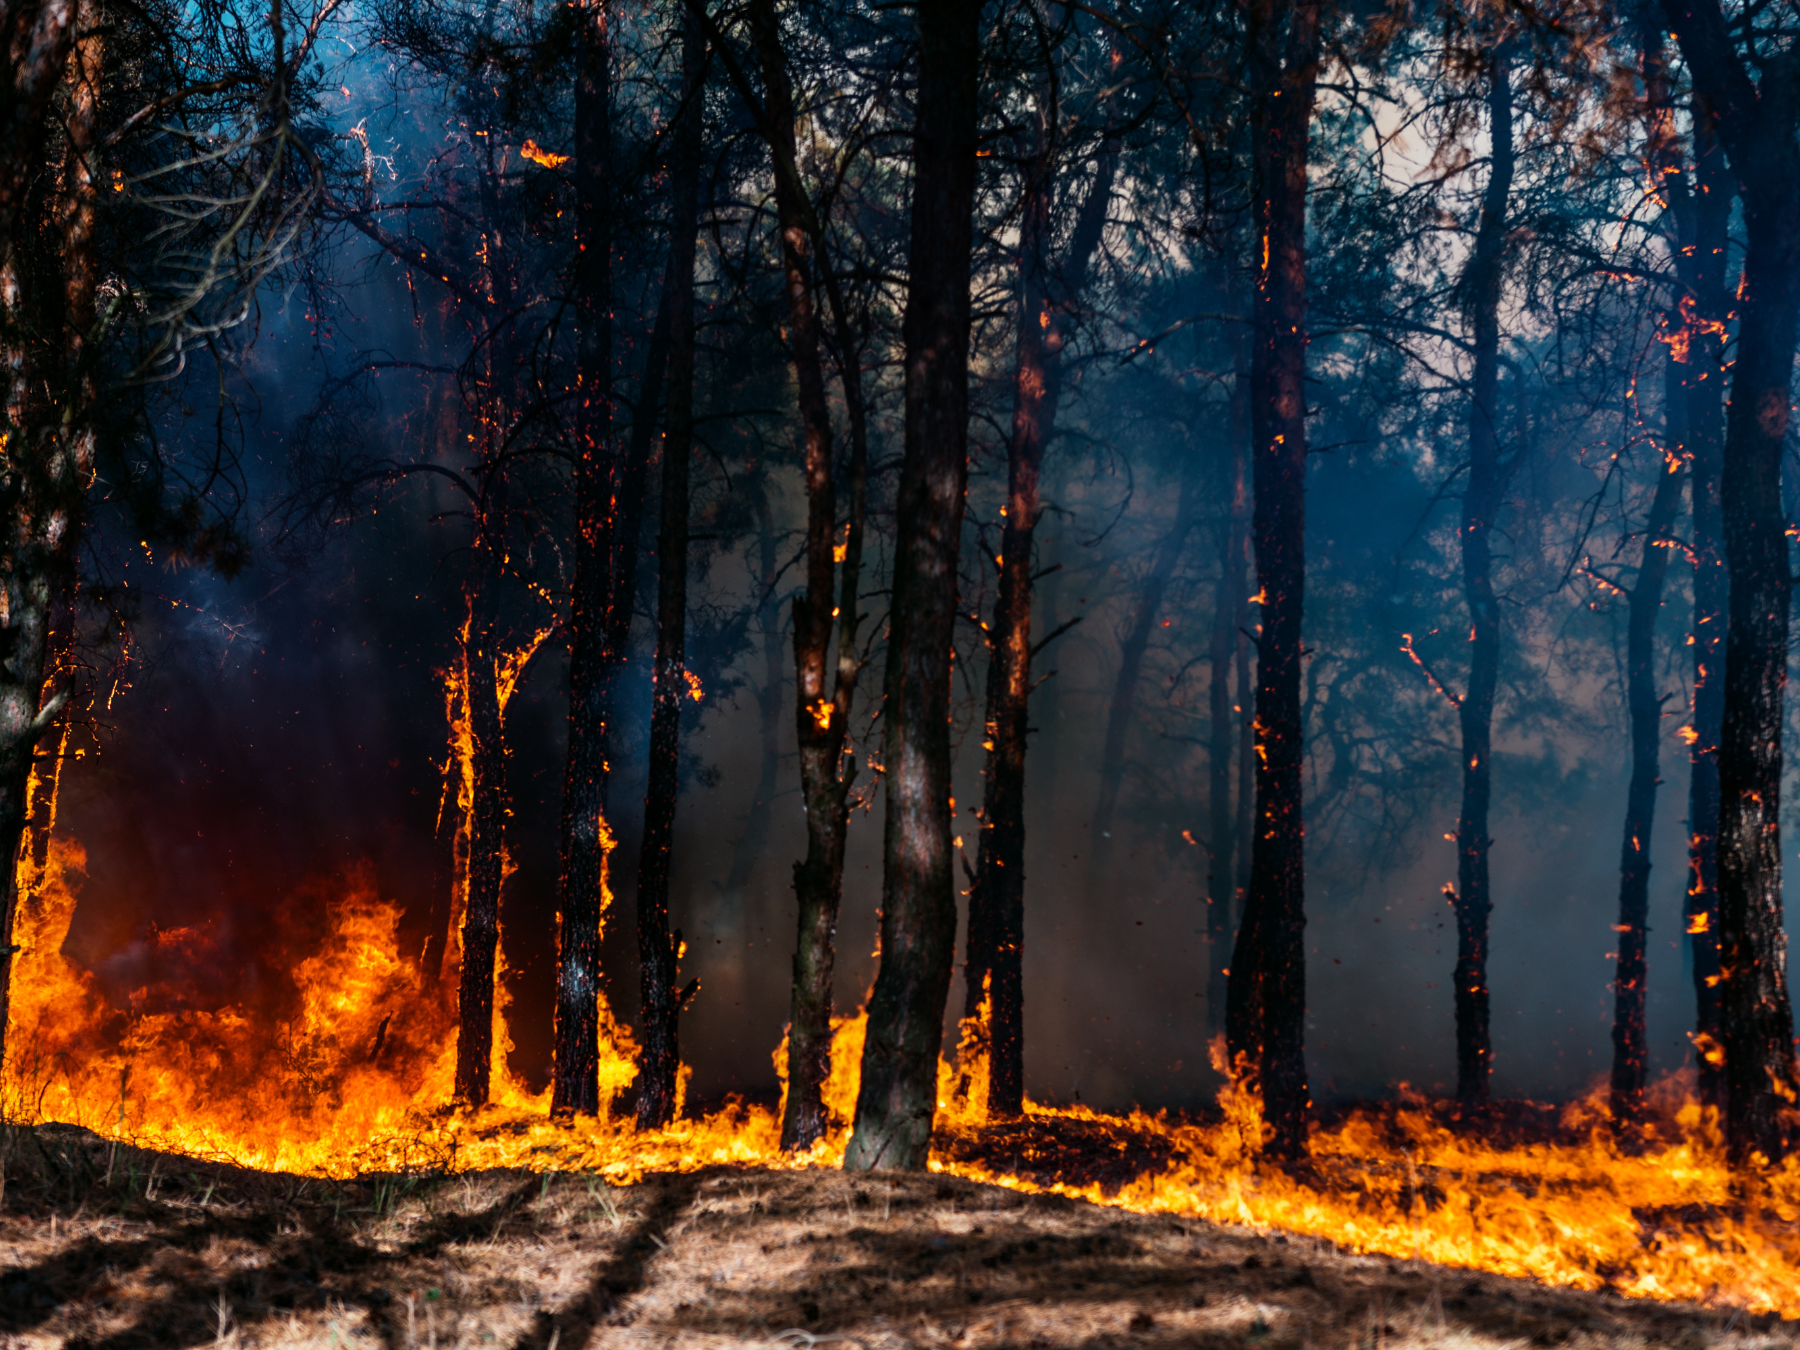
0,1123,1792,1350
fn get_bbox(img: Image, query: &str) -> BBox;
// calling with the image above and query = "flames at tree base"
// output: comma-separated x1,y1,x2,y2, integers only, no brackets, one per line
4,840,1798,1321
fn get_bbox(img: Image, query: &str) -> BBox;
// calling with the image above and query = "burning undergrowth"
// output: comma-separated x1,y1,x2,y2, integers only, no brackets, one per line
3,839,1800,1323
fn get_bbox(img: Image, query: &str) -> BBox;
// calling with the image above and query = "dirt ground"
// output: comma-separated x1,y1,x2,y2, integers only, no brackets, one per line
0,1124,1794,1350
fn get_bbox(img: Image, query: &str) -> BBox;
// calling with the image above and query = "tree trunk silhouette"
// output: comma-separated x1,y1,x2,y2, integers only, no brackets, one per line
453,476,510,1107
1607,417,1685,1123
1090,465,1199,885
1207,346,1250,1037
1670,108,1731,1112
1224,0,1321,1160
553,0,618,1117
1663,0,1800,1166
743,0,874,1153
965,116,1116,1119
634,7,704,1131
1447,53,1513,1112
845,0,979,1173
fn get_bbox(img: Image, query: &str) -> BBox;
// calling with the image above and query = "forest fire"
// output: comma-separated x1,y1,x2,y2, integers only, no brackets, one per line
6,836,1797,1321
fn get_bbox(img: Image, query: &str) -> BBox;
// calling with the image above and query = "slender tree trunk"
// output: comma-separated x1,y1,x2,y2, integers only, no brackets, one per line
1610,17,1714,1124
1608,441,1684,1123
965,121,1116,1119
1206,353,1250,1037
845,0,979,1173
633,8,704,1131
1663,0,1800,1165
1224,0,1320,1160
454,484,509,1106
1673,110,1731,1111
746,0,874,1152
1447,54,1513,1111
553,0,616,1116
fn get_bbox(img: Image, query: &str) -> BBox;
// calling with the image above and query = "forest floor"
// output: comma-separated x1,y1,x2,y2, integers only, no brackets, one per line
0,1122,1793,1350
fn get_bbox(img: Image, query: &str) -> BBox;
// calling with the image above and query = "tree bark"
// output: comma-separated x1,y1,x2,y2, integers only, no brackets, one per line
1670,107,1731,1112
845,0,979,1173
633,6,705,1131
1224,0,1320,1160
1207,347,1251,1038
1662,0,1800,1165
553,0,617,1117
1447,53,1513,1111
742,0,875,1153
0,1,92,1071
965,118,1116,1119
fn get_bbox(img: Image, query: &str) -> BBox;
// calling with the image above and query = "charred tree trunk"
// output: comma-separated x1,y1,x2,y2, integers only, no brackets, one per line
1672,111,1731,1111
1207,352,1251,1037
0,4,92,1068
454,482,509,1107
1663,0,1800,1165
553,0,617,1117
1224,0,1320,1160
1448,54,1513,1112
1610,19,1717,1124
845,0,979,1173
741,0,875,1153
1607,436,1685,1123
965,119,1115,1120
1090,467,1199,884
633,8,705,1131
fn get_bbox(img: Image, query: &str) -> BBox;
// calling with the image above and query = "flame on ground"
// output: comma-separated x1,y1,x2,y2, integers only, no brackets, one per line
4,837,1799,1319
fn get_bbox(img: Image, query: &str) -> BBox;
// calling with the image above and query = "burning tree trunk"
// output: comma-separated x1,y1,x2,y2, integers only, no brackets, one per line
1206,354,1251,1037
964,112,1116,1120
1669,109,1731,1112
1090,466,1199,885
0,1,91,1072
844,0,979,1173
1663,0,1800,1166
553,0,618,1117
1447,52,1513,1112
453,478,511,1106
634,7,705,1131
1224,0,1321,1161
730,0,875,1153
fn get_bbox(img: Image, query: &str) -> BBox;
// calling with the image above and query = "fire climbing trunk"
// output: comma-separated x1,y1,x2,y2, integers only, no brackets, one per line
1663,0,1800,1165
1224,0,1320,1160
749,0,849,1153
0,3,95,1072
1206,355,1250,1037
633,7,705,1131
453,485,509,1107
553,0,617,1117
1674,110,1731,1112
845,0,979,1173
1449,53,1512,1112
965,127,1115,1119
